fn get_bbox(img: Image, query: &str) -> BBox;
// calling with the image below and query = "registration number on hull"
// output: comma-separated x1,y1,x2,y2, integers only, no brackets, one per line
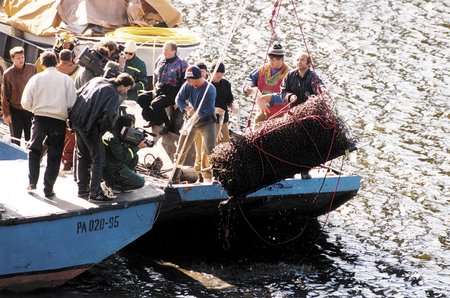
76,216,119,234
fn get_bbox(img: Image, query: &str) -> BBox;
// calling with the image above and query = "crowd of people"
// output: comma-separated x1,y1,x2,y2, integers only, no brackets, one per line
0,34,326,202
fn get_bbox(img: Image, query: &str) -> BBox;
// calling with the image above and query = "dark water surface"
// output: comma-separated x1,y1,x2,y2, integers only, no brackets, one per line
5,0,449,297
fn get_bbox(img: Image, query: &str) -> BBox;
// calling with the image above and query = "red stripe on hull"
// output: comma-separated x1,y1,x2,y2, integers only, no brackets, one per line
0,266,90,292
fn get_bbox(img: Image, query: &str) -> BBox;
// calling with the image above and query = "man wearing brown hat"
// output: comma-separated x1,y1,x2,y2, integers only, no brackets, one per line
243,43,291,124
169,65,216,184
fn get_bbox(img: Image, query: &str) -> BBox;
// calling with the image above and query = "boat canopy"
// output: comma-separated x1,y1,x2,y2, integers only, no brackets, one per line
1,0,182,37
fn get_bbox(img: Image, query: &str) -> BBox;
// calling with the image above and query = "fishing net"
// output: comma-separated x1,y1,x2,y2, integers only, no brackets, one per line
211,96,357,197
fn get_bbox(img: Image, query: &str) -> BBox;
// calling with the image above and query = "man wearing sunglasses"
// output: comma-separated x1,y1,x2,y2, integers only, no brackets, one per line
122,40,148,102
243,43,292,125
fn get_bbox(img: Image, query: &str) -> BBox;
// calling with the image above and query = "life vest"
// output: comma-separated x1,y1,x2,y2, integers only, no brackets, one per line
256,63,291,117
256,63,291,94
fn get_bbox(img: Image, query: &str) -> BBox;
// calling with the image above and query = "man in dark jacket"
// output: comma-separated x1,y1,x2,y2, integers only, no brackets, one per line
137,40,188,134
102,115,146,194
69,73,134,202
280,51,326,107
123,40,148,101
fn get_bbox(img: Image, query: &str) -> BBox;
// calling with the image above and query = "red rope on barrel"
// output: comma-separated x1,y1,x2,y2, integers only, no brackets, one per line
245,0,283,132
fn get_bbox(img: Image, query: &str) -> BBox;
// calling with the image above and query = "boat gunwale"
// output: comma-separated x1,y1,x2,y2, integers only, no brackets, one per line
0,193,164,227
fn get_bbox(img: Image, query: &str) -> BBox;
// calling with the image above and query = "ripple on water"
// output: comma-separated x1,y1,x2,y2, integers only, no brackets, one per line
26,0,450,296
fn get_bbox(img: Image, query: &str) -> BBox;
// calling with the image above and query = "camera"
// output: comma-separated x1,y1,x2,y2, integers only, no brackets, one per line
120,127,156,147
77,46,109,77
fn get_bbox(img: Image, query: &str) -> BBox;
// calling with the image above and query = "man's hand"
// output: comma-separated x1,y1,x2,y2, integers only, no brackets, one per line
215,107,225,115
118,54,126,70
229,102,239,115
185,106,195,117
289,95,298,103
138,140,148,149
180,113,199,135
318,86,328,95
256,98,270,114
244,85,254,95
3,115,11,125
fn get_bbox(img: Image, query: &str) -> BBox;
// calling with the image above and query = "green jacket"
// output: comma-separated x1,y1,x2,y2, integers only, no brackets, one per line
124,55,148,101
102,130,139,172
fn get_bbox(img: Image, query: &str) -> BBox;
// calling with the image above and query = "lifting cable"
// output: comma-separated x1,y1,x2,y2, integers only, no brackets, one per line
169,0,250,182
245,0,283,133
234,0,349,247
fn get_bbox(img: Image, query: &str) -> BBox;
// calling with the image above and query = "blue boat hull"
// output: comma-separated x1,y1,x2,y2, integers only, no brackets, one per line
0,141,165,292
0,140,27,160
0,201,161,291
158,174,360,222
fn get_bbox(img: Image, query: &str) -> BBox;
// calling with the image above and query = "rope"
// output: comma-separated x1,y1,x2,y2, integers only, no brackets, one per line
229,0,353,250
169,0,249,182
106,27,200,45
236,197,309,246
245,0,283,133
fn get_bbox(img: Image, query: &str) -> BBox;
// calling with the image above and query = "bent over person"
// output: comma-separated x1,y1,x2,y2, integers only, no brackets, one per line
69,73,134,202
170,66,216,184
102,115,146,194
21,51,77,198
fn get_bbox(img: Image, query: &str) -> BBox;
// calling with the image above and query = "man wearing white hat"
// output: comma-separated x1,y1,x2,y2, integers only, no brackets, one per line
123,40,148,101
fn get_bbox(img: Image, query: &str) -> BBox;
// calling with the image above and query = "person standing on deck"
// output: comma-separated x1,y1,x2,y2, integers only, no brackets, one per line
56,49,80,172
69,73,134,202
243,43,291,125
211,62,238,144
1,46,36,146
280,51,327,107
137,40,188,135
170,66,216,184
280,51,327,180
21,51,77,198
192,61,211,182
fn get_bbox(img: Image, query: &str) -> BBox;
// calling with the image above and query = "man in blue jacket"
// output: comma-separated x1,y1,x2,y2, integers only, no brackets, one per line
170,65,216,184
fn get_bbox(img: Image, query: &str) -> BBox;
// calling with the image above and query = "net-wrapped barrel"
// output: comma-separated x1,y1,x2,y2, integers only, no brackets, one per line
210,97,356,198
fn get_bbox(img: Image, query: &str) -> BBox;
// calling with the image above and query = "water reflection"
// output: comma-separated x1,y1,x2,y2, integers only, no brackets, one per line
5,0,449,296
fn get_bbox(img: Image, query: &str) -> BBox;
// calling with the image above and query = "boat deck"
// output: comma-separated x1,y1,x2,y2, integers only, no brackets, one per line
0,160,163,224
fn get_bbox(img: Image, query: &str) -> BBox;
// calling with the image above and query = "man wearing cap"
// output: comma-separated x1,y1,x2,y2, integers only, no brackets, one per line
137,40,188,134
280,51,326,107
211,62,238,143
243,43,292,124
169,65,216,184
56,49,80,172
195,61,208,79
122,40,148,101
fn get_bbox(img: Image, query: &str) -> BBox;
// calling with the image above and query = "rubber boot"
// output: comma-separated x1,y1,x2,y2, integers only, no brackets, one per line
196,173,204,183
169,168,182,184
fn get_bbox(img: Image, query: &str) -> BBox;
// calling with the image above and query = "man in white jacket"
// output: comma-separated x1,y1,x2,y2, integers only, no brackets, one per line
21,51,77,198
